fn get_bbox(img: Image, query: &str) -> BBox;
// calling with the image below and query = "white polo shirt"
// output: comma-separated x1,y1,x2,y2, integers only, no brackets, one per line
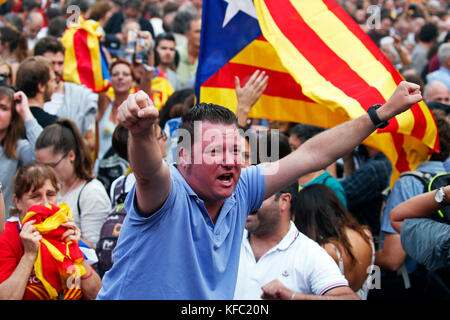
233,221,349,299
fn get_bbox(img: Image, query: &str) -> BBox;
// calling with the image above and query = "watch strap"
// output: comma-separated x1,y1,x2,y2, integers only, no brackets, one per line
368,104,389,129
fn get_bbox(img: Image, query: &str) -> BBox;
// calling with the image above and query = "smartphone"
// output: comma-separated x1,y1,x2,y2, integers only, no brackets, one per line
125,30,137,63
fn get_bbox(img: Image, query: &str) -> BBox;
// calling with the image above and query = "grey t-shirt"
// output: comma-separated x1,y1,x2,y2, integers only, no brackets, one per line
401,218,450,271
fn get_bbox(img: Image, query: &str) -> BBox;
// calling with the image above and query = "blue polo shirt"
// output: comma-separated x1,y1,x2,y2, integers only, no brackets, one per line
97,163,266,300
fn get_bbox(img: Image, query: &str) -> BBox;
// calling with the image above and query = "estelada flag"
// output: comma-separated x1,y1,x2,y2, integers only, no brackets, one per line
62,17,110,93
196,0,439,185
22,203,86,300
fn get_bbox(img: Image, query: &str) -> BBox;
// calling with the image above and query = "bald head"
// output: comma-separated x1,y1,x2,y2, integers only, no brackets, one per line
25,12,44,39
424,81,450,104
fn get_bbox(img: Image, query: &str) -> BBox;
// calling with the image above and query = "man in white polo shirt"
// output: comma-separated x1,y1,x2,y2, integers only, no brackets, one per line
234,183,357,300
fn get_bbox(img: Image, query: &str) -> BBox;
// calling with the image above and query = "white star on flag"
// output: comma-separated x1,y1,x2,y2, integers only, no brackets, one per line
222,0,258,28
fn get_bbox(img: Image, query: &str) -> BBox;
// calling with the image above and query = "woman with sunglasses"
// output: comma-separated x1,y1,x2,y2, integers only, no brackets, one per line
0,26,28,86
0,88,42,216
0,60,13,87
35,118,111,248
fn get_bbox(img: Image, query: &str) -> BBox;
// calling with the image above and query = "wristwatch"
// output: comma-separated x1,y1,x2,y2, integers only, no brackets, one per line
368,104,389,129
435,187,447,205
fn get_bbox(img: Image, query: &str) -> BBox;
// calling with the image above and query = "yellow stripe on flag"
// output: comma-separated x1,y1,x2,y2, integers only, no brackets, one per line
254,0,364,120
62,28,81,85
200,86,350,128
230,39,287,73
419,100,439,150
86,24,103,92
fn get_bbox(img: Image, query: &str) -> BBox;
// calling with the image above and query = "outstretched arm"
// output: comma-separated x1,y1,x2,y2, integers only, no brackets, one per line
390,185,450,233
264,81,422,199
116,91,171,216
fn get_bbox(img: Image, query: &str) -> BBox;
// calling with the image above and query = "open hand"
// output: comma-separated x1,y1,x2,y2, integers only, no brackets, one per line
14,91,33,122
235,70,269,113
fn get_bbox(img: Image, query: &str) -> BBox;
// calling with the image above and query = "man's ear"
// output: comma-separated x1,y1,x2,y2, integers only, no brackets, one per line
279,193,292,212
178,146,189,169
37,81,45,94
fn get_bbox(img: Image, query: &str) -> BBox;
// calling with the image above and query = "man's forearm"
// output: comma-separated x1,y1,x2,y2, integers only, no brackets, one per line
129,126,163,180
264,113,376,198
390,186,450,232
300,113,375,174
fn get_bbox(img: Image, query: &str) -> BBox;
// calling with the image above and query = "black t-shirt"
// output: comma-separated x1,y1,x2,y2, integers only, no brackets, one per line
30,106,58,128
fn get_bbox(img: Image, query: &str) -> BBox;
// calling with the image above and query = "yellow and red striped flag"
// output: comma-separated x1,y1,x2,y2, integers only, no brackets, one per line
196,0,439,185
62,17,110,93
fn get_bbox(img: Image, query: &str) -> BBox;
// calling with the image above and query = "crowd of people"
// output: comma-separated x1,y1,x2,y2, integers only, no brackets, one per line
0,0,448,300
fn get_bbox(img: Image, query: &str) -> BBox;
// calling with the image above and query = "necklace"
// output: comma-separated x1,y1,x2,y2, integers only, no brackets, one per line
62,177,81,196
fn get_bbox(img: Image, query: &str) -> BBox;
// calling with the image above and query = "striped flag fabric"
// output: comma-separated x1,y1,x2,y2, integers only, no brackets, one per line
196,0,439,185
62,17,110,93
22,203,86,300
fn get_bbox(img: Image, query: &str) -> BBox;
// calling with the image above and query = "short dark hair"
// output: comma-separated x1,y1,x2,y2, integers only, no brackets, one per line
290,123,325,143
112,125,129,161
178,103,238,146
33,36,64,56
124,0,141,11
275,182,299,216
20,0,40,12
16,56,51,98
64,0,90,13
171,10,195,34
155,32,176,48
158,88,195,128
418,23,438,43
47,17,67,38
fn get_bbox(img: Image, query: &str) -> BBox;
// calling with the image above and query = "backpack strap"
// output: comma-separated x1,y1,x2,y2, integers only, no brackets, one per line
113,174,129,206
77,178,94,217
399,170,433,193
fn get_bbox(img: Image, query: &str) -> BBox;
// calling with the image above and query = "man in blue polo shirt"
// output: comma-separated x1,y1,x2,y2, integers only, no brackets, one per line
98,81,422,300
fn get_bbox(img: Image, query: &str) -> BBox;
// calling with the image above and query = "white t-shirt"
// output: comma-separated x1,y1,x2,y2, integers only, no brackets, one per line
58,178,111,247
233,222,349,300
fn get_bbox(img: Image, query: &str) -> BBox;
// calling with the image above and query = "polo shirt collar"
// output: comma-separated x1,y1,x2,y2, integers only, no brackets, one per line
170,164,198,198
243,221,300,256
273,221,300,251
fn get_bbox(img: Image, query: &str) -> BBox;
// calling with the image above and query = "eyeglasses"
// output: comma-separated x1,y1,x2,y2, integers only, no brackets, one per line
45,151,69,168
0,73,11,79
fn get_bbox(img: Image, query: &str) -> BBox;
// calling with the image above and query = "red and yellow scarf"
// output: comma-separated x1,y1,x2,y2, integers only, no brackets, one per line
22,204,87,300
